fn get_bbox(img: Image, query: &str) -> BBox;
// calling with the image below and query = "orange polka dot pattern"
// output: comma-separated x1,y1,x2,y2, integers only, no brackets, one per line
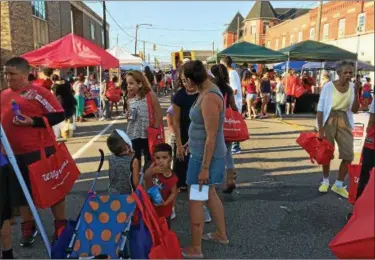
70,194,136,258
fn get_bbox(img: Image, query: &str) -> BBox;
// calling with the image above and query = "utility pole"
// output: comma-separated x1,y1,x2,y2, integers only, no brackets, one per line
143,41,146,61
148,54,150,64
134,24,139,55
316,0,322,41
102,1,107,49
355,1,365,76
116,34,119,45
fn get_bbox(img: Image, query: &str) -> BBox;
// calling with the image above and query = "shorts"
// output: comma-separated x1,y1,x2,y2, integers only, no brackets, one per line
324,110,354,161
286,95,296,103
186,154,225,185
12,147,56,207
246,94,257,101
261,93,270,98
0,164,13,228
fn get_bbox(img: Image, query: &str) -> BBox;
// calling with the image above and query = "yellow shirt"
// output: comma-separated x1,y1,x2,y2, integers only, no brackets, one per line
332,86,352,111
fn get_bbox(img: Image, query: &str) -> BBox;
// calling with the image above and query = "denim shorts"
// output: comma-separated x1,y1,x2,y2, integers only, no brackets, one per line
186,154,225,185
246,93,257,101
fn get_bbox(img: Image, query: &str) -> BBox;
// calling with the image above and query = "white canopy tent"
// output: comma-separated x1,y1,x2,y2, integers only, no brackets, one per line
106,45,155,71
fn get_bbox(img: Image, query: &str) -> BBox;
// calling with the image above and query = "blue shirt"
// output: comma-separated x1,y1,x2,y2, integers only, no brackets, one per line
0,153,8,167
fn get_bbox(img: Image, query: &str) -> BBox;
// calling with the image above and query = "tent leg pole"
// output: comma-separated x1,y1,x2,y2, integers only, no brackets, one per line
0,125,51,258
99,67,103,118
87,66,90,77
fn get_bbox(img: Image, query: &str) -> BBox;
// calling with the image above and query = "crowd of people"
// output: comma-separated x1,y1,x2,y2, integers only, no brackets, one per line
0,55,374,259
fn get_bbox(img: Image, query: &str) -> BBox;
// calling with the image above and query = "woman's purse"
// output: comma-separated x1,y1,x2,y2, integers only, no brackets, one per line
146,93,165,156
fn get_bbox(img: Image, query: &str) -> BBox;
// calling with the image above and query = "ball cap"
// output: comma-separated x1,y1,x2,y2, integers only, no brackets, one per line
115,129,133,149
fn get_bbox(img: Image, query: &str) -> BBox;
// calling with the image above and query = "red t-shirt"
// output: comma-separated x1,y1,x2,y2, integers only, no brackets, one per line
244,79,256,94
283,75,299,96
153,173,178,218
42,78,53,91
1,85,64,155
364,126,375,150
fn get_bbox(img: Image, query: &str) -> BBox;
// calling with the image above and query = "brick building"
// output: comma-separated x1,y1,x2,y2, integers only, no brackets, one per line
223,1,375,70
1,1,110,69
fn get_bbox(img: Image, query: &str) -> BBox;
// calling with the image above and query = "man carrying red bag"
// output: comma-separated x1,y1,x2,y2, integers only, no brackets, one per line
1,57,67,247
316,61,360,198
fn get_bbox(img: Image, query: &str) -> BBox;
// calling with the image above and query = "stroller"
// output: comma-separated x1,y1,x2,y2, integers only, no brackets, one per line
51,149,137,259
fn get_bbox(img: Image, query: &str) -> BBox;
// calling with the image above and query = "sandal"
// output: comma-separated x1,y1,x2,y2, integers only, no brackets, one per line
223,170,236,194
181,248,204,259
202,233,229,245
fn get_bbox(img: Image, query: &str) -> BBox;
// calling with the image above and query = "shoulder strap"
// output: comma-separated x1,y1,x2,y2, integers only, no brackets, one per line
146,92,155,126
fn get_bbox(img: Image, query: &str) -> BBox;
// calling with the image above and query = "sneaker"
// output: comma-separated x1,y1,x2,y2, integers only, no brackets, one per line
20,222,38,247
171,207,176,220
99,117,106,121
232,147,241,155
203,206,212,223
331,184,349,199
318,183,329,193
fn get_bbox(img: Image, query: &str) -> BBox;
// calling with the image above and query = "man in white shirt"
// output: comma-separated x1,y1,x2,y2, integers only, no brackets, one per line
221,56,243,154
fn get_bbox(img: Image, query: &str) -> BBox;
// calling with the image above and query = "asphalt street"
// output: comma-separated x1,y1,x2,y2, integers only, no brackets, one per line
9,97,353,259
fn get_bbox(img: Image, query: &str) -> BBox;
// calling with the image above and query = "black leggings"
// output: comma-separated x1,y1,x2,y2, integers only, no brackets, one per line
132,138,152,170
356,147,375,200
173,144,189,188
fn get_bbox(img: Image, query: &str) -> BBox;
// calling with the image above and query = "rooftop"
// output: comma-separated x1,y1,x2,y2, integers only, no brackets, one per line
224,12,244,33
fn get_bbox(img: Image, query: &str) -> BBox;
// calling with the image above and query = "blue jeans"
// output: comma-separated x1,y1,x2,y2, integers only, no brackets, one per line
275,102,282,117
186,154,225,185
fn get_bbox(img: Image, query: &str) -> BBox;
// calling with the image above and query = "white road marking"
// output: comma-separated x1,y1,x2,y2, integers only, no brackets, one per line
72,119,118,160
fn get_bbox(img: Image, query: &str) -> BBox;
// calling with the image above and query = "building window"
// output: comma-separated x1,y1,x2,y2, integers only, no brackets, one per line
290,34,295,45
267,41,271,48
31,0,46,20
275,39,279,49
90,23,95,40
322,23,329,41
309,27,315,40
298,31,303,42
357,13,366,33
251,25,256,35
282,36,286,48
263,22,269,34
338,18,345,38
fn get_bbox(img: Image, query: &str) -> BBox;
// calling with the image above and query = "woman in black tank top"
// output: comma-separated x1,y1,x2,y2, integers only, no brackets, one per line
260,72,271,118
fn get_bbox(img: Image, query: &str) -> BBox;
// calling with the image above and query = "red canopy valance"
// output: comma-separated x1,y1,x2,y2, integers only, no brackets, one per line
22,33,119,69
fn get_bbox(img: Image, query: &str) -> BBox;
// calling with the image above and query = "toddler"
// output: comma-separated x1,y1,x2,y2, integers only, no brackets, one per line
107,129,140,194
145,143,178,228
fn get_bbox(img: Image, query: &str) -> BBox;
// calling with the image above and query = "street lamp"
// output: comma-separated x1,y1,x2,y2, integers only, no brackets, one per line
134,23,152,55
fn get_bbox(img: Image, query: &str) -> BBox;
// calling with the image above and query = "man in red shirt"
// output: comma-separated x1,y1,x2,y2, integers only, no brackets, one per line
1,57,66,247
282,69,299,115
302,71,315,94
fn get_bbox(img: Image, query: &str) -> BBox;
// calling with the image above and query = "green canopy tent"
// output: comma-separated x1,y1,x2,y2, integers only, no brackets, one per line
278,40,358,62
207,41,287,64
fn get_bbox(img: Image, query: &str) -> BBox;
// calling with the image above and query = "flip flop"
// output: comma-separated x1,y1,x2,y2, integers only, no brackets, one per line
181,248,204,259
202,233,229,245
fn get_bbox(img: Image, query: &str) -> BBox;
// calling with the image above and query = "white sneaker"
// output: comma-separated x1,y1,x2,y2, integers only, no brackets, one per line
171,207,176,220
204,205,212,223
99,117,105,121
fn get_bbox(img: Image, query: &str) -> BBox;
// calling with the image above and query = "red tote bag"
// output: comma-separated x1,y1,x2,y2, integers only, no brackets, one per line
146,92,165,156
223,95,250,142
83,99,98,116
347,162,362,204
28,118,80,209
294,84,306,98
105,82,121,102
314,139,335,165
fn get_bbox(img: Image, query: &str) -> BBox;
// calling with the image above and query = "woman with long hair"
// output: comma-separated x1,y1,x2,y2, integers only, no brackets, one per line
126,71,163,168
144,66,155,91
260,72,271,118
181,61,228,258
72,74,86,122
242,70,259,119
211,64,239,193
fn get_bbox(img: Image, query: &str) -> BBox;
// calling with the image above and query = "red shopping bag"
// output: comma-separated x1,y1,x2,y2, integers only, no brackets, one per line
132,186,182,259
314,139,335,165
223,95,250,142
28,118,80,208
348,161,362,204
83,99,98,116
106,82,121,102
296,132,319,161
146,92,165,156
294,84,306,98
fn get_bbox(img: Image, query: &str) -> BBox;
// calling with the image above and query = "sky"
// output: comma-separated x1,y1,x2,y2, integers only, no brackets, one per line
85,1,318,63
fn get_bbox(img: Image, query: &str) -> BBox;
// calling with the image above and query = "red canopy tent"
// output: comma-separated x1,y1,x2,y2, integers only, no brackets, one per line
329,170,375,259
21,33,119,69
